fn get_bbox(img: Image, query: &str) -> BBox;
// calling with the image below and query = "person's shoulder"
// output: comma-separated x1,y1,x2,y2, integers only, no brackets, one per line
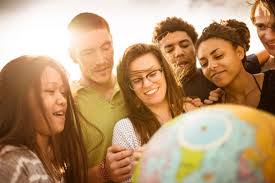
264,69,275,76
0,145,39,164
0,145,51,182
114,118,132,128
70,80,85,96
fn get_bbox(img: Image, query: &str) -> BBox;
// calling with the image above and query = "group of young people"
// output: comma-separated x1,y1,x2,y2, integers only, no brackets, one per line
1,0,275,182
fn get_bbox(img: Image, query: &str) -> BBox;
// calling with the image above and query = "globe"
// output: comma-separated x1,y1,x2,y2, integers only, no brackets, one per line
133,104,275,183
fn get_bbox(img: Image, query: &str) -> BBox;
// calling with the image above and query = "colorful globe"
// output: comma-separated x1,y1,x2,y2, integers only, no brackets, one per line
133,104,275,183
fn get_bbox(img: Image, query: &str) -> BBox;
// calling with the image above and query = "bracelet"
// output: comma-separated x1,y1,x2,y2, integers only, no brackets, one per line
99,159,110,182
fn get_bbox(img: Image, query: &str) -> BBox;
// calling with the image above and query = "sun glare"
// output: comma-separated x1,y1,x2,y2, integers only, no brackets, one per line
0,0,265,82
0,14,81,81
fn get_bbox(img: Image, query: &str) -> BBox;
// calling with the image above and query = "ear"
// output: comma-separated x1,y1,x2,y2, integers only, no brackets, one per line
236,46,245,60
68,48,79,64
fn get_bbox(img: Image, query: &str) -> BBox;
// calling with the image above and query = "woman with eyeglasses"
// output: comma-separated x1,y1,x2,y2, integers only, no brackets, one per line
112,43,185,182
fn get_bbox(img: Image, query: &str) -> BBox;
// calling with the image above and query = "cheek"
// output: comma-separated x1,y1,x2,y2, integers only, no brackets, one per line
104,49,114,61
186,48,195,58
136,89,144,98
163,52,173,61
202,68,211,79
257,30,265,40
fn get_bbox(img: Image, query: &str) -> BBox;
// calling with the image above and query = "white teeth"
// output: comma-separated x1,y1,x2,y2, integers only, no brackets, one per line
53,111,64,116
145,88,158,95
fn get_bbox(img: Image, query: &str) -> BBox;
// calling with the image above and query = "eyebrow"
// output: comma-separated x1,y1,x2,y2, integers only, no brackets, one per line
210,48,219,55
198,48,219,60
80,40,112,54
80,48,95,55
128,66,158,76
164,39,189,49
101,41,111,48
43,81,65,88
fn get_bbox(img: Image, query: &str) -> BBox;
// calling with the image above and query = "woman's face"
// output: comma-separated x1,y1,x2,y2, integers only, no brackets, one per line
29,66,67,136
128,53,167,108
197,38,244,87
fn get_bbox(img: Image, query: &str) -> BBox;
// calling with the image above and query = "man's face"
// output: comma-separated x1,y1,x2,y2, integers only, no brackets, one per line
159,31,196,73
254,5,275,56
72,28,114,85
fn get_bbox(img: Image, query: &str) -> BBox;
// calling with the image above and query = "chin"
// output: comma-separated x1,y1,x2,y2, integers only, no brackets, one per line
213,80,228,88
53,126,65,135
267,49,275,57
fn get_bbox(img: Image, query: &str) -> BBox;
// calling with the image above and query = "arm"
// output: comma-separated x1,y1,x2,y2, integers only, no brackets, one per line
255,50,270,65
88,145,133,183
112,119,140,149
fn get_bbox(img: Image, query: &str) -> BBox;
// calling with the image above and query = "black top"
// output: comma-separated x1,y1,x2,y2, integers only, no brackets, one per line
257,70,275,115
245,54,261,74
181,55,261,101
181,69,216,101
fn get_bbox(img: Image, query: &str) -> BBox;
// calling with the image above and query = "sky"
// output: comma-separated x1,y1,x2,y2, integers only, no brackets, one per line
0,0,264,80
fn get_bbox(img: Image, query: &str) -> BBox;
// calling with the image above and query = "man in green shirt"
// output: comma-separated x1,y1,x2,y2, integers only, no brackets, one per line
68,12,132,182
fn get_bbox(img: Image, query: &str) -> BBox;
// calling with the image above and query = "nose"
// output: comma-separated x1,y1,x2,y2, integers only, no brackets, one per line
142,77,153,88
208,60,218,70
94,50,106,66
174,45,184,57
57,93,67,106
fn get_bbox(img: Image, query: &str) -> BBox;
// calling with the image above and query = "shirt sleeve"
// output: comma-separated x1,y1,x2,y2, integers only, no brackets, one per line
244,54,261,74
112,118,140,150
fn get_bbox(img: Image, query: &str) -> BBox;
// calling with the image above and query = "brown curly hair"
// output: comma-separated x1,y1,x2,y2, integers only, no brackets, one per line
195,22,248,60
221,19,250,51
152,17,198,44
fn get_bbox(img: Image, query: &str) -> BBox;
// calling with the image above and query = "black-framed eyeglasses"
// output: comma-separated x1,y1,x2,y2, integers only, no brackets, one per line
128,68,163,90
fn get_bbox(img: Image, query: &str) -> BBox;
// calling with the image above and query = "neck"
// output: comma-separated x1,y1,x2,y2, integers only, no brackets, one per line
148,100,172,124
36,133,49,155
80,75,115,90
224,70,257,103
80,75,116,100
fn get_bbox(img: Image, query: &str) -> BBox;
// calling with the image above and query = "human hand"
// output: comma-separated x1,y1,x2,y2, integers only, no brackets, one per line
183,97,204,112
132,145,147,169
204,88,224,105
105,144,133,182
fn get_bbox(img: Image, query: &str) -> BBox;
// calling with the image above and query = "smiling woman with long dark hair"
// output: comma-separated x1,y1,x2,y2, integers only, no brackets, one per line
0,55,88,183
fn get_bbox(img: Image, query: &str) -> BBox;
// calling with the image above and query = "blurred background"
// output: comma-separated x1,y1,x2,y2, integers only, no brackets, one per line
0,0,264,80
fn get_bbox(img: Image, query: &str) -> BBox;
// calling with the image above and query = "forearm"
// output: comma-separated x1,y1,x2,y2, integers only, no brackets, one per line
88,164,105,183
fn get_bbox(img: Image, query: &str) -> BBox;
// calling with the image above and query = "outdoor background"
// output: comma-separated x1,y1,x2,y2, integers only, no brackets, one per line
0,0,264,80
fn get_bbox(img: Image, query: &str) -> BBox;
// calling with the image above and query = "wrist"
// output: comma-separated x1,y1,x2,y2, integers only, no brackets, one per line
99,159,110,182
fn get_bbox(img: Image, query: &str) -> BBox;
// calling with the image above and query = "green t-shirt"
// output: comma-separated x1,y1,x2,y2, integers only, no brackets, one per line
71,81,128,167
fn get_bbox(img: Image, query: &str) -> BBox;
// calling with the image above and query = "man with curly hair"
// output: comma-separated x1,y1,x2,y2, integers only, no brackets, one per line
153,17,268,103
153,17,216,101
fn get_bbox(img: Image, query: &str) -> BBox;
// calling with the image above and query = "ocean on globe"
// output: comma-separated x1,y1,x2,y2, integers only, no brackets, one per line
133,104,275,183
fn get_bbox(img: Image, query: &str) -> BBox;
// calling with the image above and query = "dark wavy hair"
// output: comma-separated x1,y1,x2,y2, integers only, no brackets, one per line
0,55,88,183
152,17,198,44
221,19,250,51
195,21,248,63
117,43,184,145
